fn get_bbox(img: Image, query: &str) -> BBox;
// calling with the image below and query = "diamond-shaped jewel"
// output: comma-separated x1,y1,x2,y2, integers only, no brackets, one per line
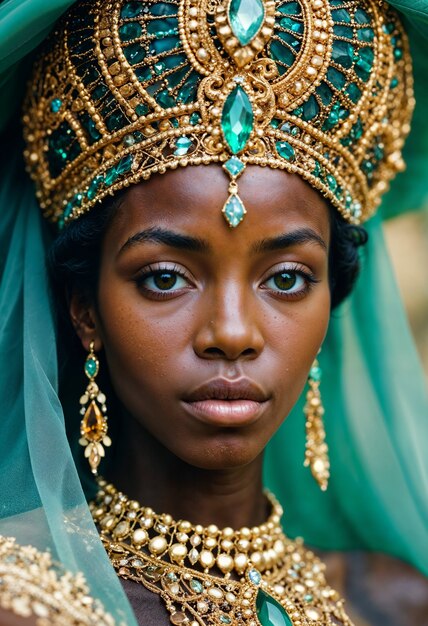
248,567,262,585
221,86,254,154
223,194,246,228
229,0,265,47
174,136,193,156
189,548,199,564
224,156,245,178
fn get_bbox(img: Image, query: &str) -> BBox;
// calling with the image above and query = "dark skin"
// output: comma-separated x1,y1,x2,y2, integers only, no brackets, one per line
71,165,331,528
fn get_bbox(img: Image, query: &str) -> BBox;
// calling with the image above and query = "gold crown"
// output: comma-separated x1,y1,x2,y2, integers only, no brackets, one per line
23,0,414,228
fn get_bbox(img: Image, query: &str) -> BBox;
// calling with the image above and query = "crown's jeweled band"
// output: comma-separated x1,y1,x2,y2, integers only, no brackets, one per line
23,0,414,228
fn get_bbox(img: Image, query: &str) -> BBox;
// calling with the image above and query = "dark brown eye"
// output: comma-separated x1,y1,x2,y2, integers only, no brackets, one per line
153,272,178,290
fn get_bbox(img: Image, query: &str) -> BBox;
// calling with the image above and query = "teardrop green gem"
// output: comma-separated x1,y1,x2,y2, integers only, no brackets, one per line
229,0,265,46
221,86,254,154
256,590,293,626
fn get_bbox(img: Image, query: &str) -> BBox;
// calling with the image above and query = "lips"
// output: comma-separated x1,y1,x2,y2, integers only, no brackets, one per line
182,379,270,427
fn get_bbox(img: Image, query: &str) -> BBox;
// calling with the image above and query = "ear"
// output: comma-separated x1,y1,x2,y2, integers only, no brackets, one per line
69,290,103,352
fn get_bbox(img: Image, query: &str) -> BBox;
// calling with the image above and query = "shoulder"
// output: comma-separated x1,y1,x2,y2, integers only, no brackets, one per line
0,535,115,626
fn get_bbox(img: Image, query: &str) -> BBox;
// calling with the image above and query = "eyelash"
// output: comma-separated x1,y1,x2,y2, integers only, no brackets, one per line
134,263,319,300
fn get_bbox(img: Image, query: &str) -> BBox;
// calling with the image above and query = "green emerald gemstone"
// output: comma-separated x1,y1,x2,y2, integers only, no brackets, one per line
85,357,98,378
256,589,293,626
346,83,361,103
121,2,144,19
190,578,203,593
332,40,355,69
124,42,146,65
357,27,375,42
174,136,192,156
280,17,304,34
228,0,265,47
104,166,119,186
50,98,62,113
119,22,142,41
276,141,295,162
355,8,371,24
224,156,245,177
190,112,201,125
223,194,246,228
326,67,346,90
87,175,104,200
278,2,300,15
309,365,322,381
327,174,337,191
331,8,351,22
116,154,133,175
135,103,149,116
221,86,254,154
219,616,231,624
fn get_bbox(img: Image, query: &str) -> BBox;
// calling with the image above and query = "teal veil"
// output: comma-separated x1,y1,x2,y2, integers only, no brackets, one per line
0,1,427,623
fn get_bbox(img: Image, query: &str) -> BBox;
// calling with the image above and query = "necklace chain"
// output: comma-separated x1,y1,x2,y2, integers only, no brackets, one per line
90,479,354,626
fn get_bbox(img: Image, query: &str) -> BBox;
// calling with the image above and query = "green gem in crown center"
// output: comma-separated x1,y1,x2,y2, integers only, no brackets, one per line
229,0,265,46
221,85,254,154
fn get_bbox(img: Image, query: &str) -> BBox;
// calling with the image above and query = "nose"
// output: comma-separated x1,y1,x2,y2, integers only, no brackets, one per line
193,282,265,361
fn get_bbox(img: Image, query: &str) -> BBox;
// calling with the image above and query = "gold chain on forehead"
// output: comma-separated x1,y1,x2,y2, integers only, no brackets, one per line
23,0,413,228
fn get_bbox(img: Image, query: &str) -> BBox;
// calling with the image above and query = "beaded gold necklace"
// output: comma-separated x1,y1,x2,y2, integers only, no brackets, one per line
91,479,353,626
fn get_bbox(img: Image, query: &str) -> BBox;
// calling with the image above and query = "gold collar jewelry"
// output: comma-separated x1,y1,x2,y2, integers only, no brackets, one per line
91,479,354,626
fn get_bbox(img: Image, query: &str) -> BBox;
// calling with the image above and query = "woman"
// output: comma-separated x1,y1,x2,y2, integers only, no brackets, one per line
0,0,427,624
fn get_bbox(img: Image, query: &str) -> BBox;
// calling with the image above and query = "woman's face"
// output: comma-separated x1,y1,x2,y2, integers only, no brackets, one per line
79,165,331,470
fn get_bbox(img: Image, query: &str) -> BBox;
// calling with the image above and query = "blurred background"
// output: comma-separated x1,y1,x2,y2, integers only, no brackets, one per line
384,211,428,380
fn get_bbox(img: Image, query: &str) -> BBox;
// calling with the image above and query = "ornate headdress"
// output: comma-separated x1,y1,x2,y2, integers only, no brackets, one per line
23,0,414,228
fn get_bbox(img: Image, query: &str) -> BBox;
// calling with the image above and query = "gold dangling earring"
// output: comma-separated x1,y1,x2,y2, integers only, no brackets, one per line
79,341,111,475
304,358,330,491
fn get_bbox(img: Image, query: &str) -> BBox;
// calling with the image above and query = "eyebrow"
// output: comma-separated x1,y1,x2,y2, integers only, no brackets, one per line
252,228,327,253
118,227,210,256
118,225,327,257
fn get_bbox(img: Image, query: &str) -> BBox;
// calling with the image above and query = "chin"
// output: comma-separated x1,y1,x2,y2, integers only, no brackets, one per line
174,434,262,470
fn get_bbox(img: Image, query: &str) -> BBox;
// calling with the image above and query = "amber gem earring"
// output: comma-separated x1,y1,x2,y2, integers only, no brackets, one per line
79,342,111,474
304,358,330,491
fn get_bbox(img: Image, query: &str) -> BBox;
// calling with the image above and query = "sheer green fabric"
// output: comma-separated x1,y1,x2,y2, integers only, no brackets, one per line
0,3,427,625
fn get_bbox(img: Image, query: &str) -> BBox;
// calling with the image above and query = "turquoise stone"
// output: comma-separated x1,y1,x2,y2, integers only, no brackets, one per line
326,67,346,89
228,0,265,47
223,194,246,228
327,174,337,192
221,86,254,154
121,2,144,18
357,27,375,42
87,175,104,200
302,95,319,121
124,43,146,65
219,616,231,624
280,17,304,34
346,83,361,103
310,365,322,381
333,24,353,38
248,568,262,585
224,156,245,177
355,47,374,81
135,103,149,116
276,141,295,162
190,112,201,125
332,40,355,69
316,82,333,106
104,166,119,186
116,154,133,175
190,578,203,593
50,98,62,113
355,8,371,24
85,357,98,378
331,8,351,22
150,3,177,16
174,136,193,156
156,90,175,108
278,2,300,15
256,590,293,626
119,22,142,41
270,40,296,70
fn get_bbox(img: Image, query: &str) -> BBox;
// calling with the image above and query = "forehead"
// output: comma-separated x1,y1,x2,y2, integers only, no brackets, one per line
105,165,331,252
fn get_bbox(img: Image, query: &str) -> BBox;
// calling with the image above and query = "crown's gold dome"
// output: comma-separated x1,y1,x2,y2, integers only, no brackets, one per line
23,0,414,227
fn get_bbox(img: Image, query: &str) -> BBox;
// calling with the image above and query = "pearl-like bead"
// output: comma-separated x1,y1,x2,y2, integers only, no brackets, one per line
149,536,167,555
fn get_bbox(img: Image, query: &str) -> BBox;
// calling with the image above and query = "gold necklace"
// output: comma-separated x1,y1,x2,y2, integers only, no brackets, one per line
91,479,354,626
